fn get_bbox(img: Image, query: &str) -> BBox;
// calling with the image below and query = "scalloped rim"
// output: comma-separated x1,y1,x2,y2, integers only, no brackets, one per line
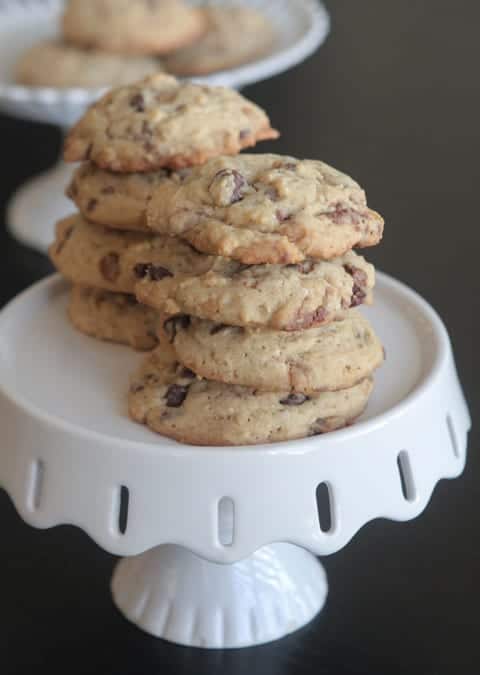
0,0,330,107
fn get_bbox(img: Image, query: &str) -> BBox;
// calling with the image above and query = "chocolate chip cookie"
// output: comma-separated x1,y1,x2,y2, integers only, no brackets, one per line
63,74,279,172
15,40,162,89
147,154,383,264
129,346,374,446
49,215,213,294
166,310,384,393
69,285,159,351
62,0,207,55
66,162,177,231
166,6,275,76
135,251,375,331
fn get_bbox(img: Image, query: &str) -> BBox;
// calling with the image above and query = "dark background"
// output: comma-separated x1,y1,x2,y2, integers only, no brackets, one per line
0,1,477,673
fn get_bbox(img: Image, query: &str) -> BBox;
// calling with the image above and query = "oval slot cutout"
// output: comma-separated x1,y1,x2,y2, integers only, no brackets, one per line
118,485,130,535
217,497,235,547
446,415,460,458
397,451,416,502
28,459,45,511
316,482,333,533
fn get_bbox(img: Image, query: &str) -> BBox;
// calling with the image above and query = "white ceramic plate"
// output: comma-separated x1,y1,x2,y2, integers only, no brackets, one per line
0,0,330,127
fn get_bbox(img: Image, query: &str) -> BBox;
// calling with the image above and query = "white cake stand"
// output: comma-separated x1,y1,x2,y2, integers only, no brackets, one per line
0,0,330,254
0,272,470,648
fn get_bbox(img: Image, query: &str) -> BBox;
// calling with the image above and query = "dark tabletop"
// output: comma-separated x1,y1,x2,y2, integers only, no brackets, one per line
0,1,478,673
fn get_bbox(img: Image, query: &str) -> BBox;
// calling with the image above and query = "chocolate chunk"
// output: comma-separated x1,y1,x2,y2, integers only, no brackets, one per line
99,253,120,282
239,128,251,140
210,169,247,205
87,198,98,212
134,263,173,281
165,384,189,407
164,315,191,342
130,93,145,112
181,367,196,379
295,260,315,274
175,104,187,113
280,393,309,406
283,162,297,170
101,185,115,195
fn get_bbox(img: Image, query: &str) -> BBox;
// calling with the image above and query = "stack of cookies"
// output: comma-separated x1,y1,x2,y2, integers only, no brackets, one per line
50,73,385,447
16,0,274,89
50,73,278,349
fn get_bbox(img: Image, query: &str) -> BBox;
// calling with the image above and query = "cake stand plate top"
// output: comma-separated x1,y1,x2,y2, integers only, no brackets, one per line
0,274,470,563
0,0,330,126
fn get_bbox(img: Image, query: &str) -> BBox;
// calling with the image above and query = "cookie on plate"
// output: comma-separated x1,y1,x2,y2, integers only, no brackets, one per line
66,162,178,231
147,154,383,264
135,251,375,331
128,346,373,446
69,285,159,351
63,74,279,172
62,0,207,55
15,40,162,89
166,6,275,76
50,215,213,294
166,310,384,393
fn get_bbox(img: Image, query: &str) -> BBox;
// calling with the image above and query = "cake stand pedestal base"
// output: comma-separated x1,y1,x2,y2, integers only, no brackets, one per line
111,543,328,649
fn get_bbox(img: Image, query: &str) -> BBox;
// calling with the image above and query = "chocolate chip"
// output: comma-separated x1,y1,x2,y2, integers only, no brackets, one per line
175,104,187,113
134,263,173,281
283,162,297,170
344,265,368,307
210,324,228,335
101,185,115,195
164,315,191,342
87,198,98,212
331,203,361,225
239,128,251,140
99,252,120,282
280,393,309,406
276,209,291,222
165,384,189,407
265,186,279,201
286,306,327,331
130,93,145,112
210,169,247,205
310,418,327,435
181,368,196,379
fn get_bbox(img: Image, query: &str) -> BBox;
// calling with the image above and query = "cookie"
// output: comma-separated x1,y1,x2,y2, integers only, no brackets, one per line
166,311,384,394
136,251,375,331
66,162,177,231
50,215,213,294
128,347,373,446
147,154,383,264
63,74,279,172
62,0,207,56
68,285,158,351
166,6,275,76
15,40,162,89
